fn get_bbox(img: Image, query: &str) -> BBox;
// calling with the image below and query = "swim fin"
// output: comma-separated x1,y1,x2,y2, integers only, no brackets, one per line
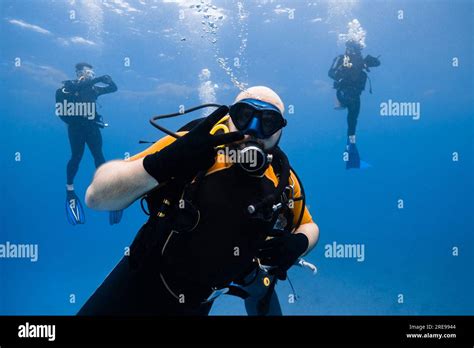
345,143,372,169
345,142,361,169
109,210,123,225
66,190,85,225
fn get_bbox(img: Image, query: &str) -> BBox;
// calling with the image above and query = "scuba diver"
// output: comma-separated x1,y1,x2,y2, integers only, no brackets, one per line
55,62,122,225
77,86,319,316
328,40,381,169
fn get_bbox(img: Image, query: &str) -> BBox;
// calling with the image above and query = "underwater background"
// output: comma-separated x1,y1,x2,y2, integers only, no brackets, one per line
0,0,473,315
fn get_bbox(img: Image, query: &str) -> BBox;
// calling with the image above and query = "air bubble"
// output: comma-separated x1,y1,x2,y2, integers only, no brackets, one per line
197,1,248,91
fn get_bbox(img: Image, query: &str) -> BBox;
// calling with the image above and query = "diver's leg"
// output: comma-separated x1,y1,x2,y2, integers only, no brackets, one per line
345,95,362,168
243,269,282,316
347,95,361,138
67,125,86,185
78,256,188,316
85,125,106,168
78,253,213,316
336,89,344,106
335,89,348,110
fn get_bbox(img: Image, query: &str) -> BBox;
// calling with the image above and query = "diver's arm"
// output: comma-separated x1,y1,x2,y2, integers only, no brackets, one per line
94,75,118,96
288,170,318,255
85,158,157,211
328,55,342,79
331,55,343,70
86,107,242,211
63,78,102,93
294,221,319,256
257,221,318,278
364,54,381,68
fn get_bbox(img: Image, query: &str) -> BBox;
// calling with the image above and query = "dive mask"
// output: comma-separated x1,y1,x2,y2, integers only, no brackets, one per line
76,67,95,81
229,98,286,138
229,99,286,174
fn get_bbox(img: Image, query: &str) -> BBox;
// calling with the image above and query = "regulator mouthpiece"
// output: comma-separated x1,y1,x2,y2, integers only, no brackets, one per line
238,144,273,173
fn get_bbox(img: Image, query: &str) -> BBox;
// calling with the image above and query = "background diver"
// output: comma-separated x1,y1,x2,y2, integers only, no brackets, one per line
328,40,381,169
77,86,319,316
56,62,122,225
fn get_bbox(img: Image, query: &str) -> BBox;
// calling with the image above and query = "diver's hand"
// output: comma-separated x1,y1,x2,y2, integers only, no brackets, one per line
143,105,244,183
97,75,112,84
364,54,381,67
257,231,309,280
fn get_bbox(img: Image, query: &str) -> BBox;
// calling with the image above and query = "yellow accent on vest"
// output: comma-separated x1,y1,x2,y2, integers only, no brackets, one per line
210,115,231,149
206,153,232,175
127,118,314,227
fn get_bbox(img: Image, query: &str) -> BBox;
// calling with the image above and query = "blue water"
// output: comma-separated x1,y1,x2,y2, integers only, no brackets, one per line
0,0,473,315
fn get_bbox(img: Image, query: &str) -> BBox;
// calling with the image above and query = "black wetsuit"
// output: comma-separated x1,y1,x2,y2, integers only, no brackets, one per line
77,111,313,316
329,53,380,136
77,163,280,315
60,78,117,185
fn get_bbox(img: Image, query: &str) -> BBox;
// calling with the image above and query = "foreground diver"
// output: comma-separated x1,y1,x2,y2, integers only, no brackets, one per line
328,40,380,169
55,63,122,225
78,86,319,315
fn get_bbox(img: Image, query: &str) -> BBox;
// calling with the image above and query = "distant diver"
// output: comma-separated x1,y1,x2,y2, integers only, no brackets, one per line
55,62,121,225
77,86,319,316
328,40,380,169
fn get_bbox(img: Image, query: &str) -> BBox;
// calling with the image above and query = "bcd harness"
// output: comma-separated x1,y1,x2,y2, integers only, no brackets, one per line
130,104,310,306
